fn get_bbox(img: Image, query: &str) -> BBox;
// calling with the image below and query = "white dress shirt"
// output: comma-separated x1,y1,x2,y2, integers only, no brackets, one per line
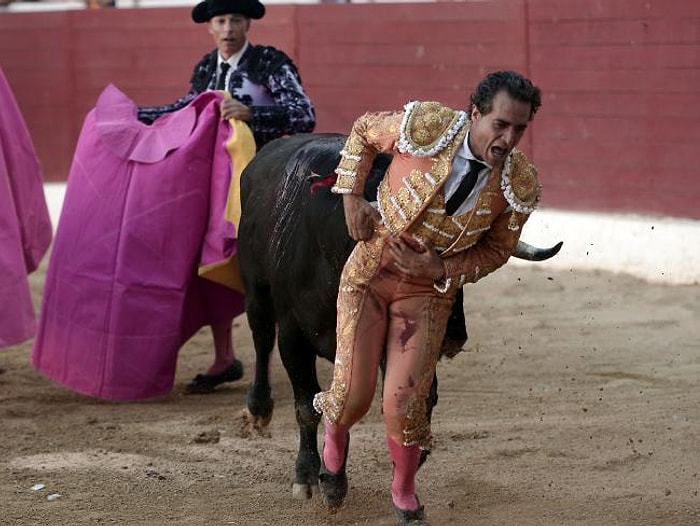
215,40,250,88
443,132,491,216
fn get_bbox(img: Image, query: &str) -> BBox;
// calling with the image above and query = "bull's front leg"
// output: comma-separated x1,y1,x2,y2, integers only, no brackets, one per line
292,391,322,498
277,326,323,499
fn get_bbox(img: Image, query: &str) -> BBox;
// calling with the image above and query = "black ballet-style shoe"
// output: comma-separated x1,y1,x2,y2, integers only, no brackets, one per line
318,434,350,510
184,359,244,394
393,498,429,526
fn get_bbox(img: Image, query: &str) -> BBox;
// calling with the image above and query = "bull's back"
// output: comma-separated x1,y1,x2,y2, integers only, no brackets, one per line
238,134,353,357
239,132,349,274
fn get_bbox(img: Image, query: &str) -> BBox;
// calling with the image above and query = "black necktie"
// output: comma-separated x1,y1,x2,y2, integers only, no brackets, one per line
215,62,230,90
445,159,486,215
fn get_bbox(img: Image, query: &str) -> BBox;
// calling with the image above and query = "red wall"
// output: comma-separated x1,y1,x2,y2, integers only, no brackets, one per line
1,0,698,219
527,0,700,219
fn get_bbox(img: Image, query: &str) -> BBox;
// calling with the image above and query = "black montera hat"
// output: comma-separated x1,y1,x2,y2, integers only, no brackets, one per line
192,0,265,23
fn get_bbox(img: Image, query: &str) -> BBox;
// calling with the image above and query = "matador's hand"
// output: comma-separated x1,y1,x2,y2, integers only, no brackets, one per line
387,234,446,280
220,98,252,122
343,194,381,241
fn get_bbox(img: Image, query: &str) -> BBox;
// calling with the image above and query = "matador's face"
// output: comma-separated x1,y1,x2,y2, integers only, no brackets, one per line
469,91,532,169
208,14,251,60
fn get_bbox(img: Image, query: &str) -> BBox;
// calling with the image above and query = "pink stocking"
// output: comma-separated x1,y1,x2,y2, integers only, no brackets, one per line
387,436,421,510
322,418,349,473
207,322,235,375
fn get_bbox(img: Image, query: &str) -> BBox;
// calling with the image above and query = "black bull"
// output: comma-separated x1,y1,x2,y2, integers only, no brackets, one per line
238,133,561,498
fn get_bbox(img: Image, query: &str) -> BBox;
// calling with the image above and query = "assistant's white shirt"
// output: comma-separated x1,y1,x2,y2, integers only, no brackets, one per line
215,40,250,87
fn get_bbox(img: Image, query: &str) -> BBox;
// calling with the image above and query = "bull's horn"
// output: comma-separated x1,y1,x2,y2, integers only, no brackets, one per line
513,240,563,261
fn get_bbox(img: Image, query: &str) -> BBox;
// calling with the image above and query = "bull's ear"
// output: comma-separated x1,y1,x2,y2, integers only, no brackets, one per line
513,240,563,261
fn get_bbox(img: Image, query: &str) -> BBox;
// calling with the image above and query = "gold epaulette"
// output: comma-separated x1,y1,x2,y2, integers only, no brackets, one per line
397,101,468,157
503,149,541,214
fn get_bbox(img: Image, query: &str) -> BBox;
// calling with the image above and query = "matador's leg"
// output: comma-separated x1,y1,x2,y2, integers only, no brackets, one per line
382,290,453,510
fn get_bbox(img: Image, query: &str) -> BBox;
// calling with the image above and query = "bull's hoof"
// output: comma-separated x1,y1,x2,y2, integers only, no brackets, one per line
292,482,316,500
238,408,272,438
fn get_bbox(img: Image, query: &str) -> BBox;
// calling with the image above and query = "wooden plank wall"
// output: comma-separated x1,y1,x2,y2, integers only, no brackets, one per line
298,1,528,135
1,0,698,219
527,0,700,217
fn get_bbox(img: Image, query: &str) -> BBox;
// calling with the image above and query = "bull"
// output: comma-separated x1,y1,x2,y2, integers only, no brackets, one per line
237,133,561,498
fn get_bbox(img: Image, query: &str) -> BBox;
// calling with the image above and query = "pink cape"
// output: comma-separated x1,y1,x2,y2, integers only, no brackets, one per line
0,68,52,348
32,85,245,400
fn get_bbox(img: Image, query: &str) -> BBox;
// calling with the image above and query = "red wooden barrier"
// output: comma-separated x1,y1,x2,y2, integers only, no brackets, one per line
1,0,698,219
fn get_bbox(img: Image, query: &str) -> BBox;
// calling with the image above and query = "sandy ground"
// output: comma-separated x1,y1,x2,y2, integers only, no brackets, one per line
2,257,700,526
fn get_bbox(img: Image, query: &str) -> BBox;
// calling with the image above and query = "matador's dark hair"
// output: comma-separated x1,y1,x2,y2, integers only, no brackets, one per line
468,70,542,121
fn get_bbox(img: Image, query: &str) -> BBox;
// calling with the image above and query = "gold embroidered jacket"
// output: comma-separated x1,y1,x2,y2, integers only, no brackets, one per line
332,101,541,286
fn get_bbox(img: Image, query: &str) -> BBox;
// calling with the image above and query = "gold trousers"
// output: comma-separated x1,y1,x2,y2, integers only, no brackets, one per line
314,231,455,449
